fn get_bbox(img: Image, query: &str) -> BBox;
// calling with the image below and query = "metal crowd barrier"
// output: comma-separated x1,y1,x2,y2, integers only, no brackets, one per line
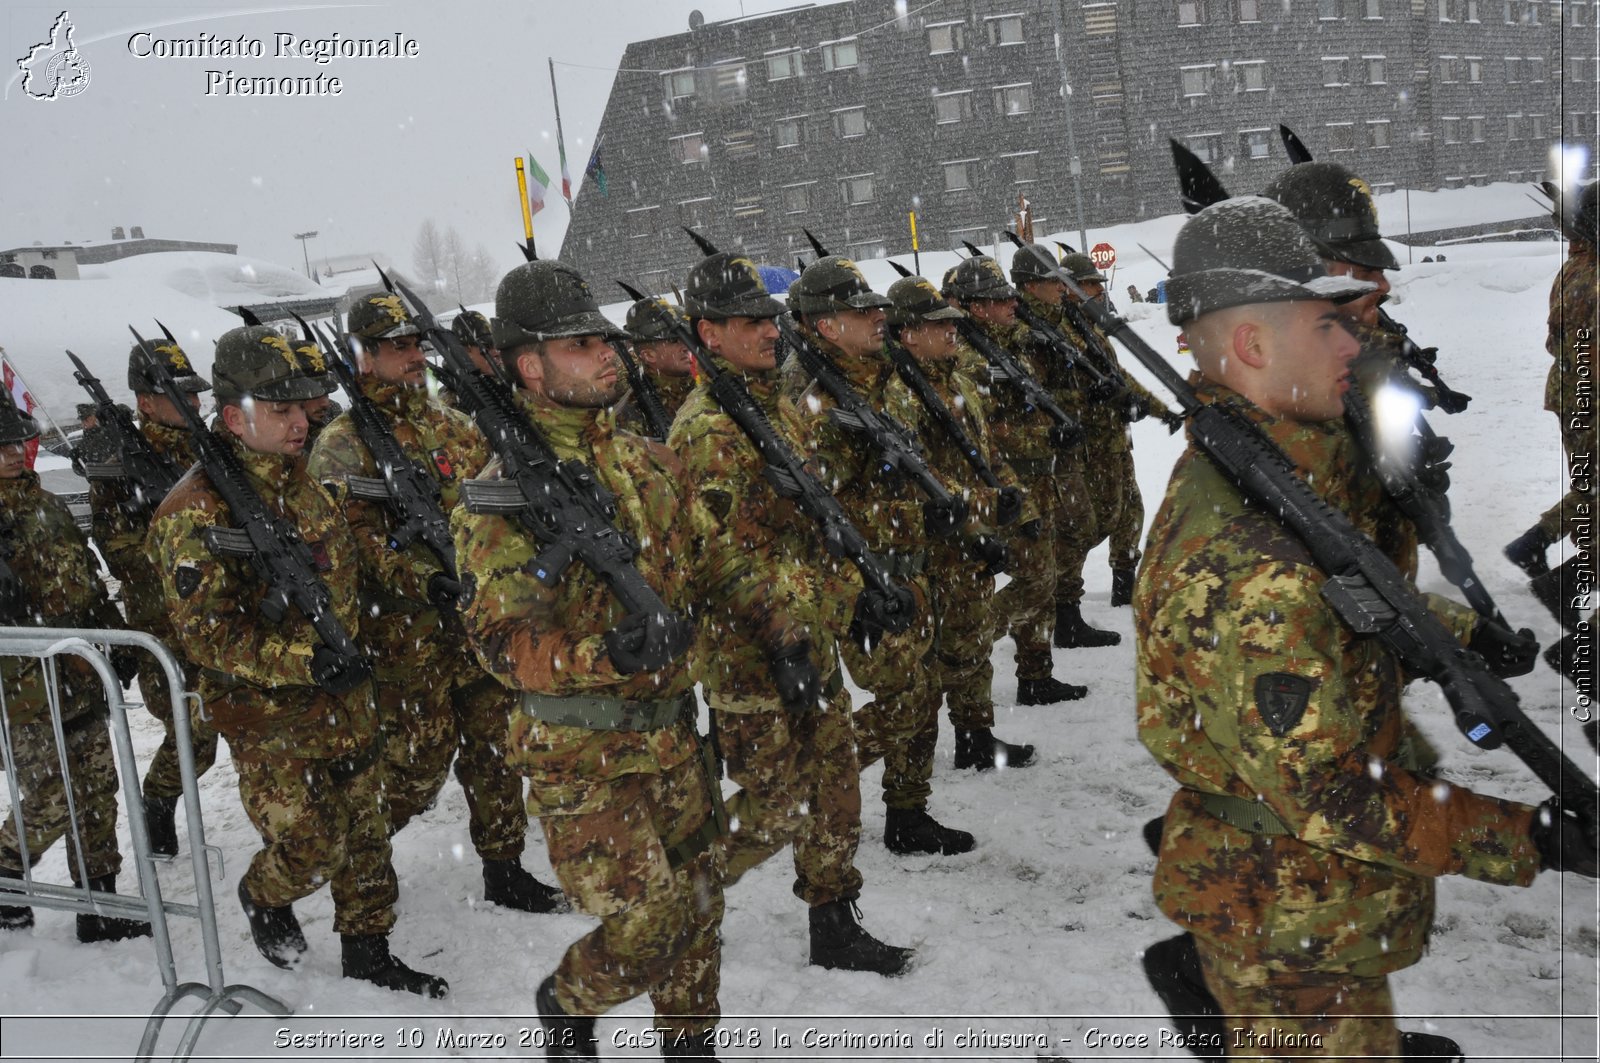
0,627,288,1062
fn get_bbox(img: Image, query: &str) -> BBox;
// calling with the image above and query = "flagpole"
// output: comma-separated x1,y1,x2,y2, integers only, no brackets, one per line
515,156,535,244
549,58,573,210
1,350,73,466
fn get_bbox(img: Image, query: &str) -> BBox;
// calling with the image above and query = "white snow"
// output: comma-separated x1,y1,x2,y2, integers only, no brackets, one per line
2,199,1595,1062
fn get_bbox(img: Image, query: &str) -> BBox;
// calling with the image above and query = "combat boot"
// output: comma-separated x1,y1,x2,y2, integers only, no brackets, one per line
1399,1031,1464,1060
537,974,599,1060
1053,602,1121,648
1531,556,1586,631
143,793,179,858
482,858,568,913
660,1028,718,1059
808,899,914,976
953,728,1035,771
0,904,33,931
75,875,152,943
1141,933,1224,1063
1544,633,1596,701
238,877,307,968
1503,524,1554,578
340,934,449,998
884,806,975,855
1109,568,1137,608
1016,676,1088,705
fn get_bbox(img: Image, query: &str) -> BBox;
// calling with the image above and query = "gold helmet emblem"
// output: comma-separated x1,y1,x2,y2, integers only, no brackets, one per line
261,333,298,371
155,342,192,374
1347,175,1377,219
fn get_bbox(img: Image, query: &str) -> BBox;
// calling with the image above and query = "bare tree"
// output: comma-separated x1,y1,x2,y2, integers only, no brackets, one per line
411,221,500,307
411,219,449,291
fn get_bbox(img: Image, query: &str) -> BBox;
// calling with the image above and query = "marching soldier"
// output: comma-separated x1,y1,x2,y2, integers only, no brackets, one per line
150,325,446,996
437,310,502,410
0,389,151,944
616,294,698,436
452,259,722,1058
308,293,563,914
291,336,343,445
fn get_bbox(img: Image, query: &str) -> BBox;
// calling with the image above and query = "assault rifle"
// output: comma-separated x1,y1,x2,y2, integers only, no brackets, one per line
292,312,457,578
383,274,691,662
131,324,365,667
1060,281,1598,829
605,317,674,442
617,281,914,636
65,349,183,516
952,316,1084,450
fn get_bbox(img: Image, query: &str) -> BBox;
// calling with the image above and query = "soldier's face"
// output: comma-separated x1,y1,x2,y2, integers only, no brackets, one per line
900,320,959,361
302,394,334,426
222,399,309,456
137,391,200,428
698,317,777,372
366,335,428,387
522,334,626,408
637,339,696,377
819,308,886,359
1323,259,1390,327
966,298,1017,327
465,344,498,379
0,442,28,479
1255,300,1362,422
1073,280,1105,304
1023,279,1067,306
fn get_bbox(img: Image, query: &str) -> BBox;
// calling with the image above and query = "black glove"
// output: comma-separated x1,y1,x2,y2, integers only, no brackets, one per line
603,611,694,675
970,535,1010,576
427,573,465,610
768,641,821,715
849,586,916,650
1531,798,1599,878
1089,378,1123,403
994,487,1023,527
1120,394,1151,422
1048,422,1085,449
1435,386,1472,415
1468,620,1540,679
1159,411,1185,434
110,647,141,688
310,644,373,696
922,497,965,539
1018,519,1044,541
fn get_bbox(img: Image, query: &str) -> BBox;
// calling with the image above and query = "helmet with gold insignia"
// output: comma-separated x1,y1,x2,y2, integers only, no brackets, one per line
787,256,893,317
624,296,690,342
885,276,966,328
211,326,327,403
1261,162,1398,271
492,260,624,348
127,338,211,395
346,291,422,341
290,336,338,397
683,251,787,321
946,255,1019,302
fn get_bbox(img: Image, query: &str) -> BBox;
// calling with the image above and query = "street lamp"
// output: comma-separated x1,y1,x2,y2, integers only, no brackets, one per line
293,230,319,278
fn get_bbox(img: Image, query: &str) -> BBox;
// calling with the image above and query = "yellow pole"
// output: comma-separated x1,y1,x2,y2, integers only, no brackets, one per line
909,211,920,275
515,157,534,241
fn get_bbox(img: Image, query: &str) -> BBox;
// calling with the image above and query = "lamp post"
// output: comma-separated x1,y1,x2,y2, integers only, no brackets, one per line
293,230,318,278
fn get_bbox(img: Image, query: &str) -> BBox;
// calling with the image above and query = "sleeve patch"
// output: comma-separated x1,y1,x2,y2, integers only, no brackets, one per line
1254,672,1316,736
174,564,202,600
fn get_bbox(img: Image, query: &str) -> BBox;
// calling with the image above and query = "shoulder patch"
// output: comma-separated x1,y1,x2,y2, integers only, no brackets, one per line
1254,672,1316,736
430,448,455,480
173,564,202,600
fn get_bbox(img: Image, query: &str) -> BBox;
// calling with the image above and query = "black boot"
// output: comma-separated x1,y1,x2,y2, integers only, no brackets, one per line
953,727,1035,771
537,974,599,1060
1016,676,1088,706
883,806,975,855
1531,556,1586,631
1053,602,1121,648
808,899,914,976
482,858,568,913
75,874,152,943
1504,524,1554,577
1142,815,1166,858
1141,933,1225,1063
340,933,449,998
143,793,179,858
0,904,32,931
238,877,307,969
1110,567,1137,608
661,1028,718,1059
1544,633,1596,700
1400,1031,1464,1060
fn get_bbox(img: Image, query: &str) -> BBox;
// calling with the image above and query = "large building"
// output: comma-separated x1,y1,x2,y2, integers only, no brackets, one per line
561,0,1595,288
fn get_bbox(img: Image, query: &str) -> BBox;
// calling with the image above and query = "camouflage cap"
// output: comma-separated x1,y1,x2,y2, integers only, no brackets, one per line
886,276,966,327
683,252,787,320
211,325,328,404
786,256,893,317
128,339,211,395
946,255,1019,302
75,402,97,421
1008,242,1065,285
1060,252,1108,283
625,296,690,342
1166,197,1375,326
0,388,39,446
451,309,495,350
290,337,339,397
1261,162,1399,272
492,260,624,349
346,292,422,341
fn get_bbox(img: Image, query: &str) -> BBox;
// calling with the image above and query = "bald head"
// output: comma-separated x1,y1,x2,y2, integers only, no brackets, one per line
1186,299,1361,423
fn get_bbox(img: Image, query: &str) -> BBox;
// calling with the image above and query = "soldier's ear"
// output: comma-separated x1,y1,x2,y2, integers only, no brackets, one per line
219,402,249,439
514,347,545,393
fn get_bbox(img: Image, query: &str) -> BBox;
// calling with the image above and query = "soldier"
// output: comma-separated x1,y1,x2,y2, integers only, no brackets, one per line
87,341,218,857
883,275,1036,771
616,294,698,436
783,256,976,855
307,294,563,914
944,256,1089,705
290,335,343,445
0,390,151,944
149,325,446,996
670,248,913,976
437,310,502,410
1137,198,1590,1059
452,259,721,1059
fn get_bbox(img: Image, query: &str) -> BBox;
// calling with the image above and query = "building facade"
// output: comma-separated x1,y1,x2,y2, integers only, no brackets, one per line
562,0,1596,289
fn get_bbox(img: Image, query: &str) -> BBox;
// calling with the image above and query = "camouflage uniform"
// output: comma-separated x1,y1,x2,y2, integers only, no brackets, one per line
1536,240,1598,543
618,366,696,438
616,296,698,438
291,338,343,447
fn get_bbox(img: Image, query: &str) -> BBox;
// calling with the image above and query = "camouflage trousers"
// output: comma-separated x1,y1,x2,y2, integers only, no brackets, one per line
847,575,938,810
929,548,998,731
994,464,1057,681
233,741,398,937
543,755,723,1037
715,682,864,907
1536,409,1596,545
1055,441,1142,607
376,658,527,861
1197,945,1401,1062
136,653,219,801
0,714,121,885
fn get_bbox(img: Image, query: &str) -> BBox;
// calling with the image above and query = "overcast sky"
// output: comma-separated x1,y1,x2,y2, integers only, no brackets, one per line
1,0,820,281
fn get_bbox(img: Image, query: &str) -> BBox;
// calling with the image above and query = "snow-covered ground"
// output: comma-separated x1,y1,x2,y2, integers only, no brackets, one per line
1,203,1595,1062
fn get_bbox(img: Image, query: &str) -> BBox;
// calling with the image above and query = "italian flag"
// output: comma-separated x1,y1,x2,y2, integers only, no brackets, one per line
526,152,552,215
1,351,40,469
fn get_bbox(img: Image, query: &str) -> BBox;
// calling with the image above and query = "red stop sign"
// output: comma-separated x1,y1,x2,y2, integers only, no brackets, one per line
1090,242,1117,270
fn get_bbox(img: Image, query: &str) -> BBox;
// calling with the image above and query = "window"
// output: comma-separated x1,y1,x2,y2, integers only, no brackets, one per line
28,265,55,280
1366,56,1386,83
1365,0,1383,14
1240,128,1273,159
1238,60,1267,91
766,50,802,80
775,116,804,148
1321,0,1344,17
1576,2,1587,25
1530,113,1546,138
1507,114,1522,140
1185,132,1223,162
1181,65,1215,96
713,63,747,103
1529,56,1545,81
1323,57,1350,86
848,238,888,261
722,129,757,160
1442,116,1462,142
664,70,695,102
1179,0,1206,24
1327,123,1357,151
1468,115,1486,141
1008,152,1040,183
1466,56,1483,82
840,173,875,205
1439,0,1454,18
934,90,973,124
1466,0,1480,16
1530,0,1541,21
820,38,858,71
943,159,977,192
833,107,867,138
781,183,814,214
678,197,713,230
1439,55,1458,82
1366,119,1392,147
668,132,705,164
1238,0,1260,18
1574,57,1588,82
949,226,988,251
625,205,659,239
40,249,57,260
994,82,1033,115
928,21,966,53
986,15,1025,44
1506,56,1522,81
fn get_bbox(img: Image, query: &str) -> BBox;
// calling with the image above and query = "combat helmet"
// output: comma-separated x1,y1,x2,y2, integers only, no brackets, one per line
128,338,211,395
1008,243,1065,286
625,296,690,342
1060,253,1107,284
290,337,339,397
885,276,966,328
945,256,1018,303
787,256,893,317
347,291,422,341
0,386,39,446
492,260,624,349
1261,162,1398,271
451,309,495,351
211,325,328,404
683,252,786,321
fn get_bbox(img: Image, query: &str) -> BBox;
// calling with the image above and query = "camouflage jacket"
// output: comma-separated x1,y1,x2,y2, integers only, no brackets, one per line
0,471,123,727
148,429,375,759
1546,242,1598,415
1035,294,1171,449
307,377,488,678
616,367,696,438
669,367,851,713
451,391,699,816
966,317,1059,464
1136,381,1540,982
88,419,196,639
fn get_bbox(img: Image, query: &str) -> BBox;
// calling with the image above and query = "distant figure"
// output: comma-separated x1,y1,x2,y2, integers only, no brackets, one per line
1435,253,1447,262
1422,256,1434,263
1127,285,1145,304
